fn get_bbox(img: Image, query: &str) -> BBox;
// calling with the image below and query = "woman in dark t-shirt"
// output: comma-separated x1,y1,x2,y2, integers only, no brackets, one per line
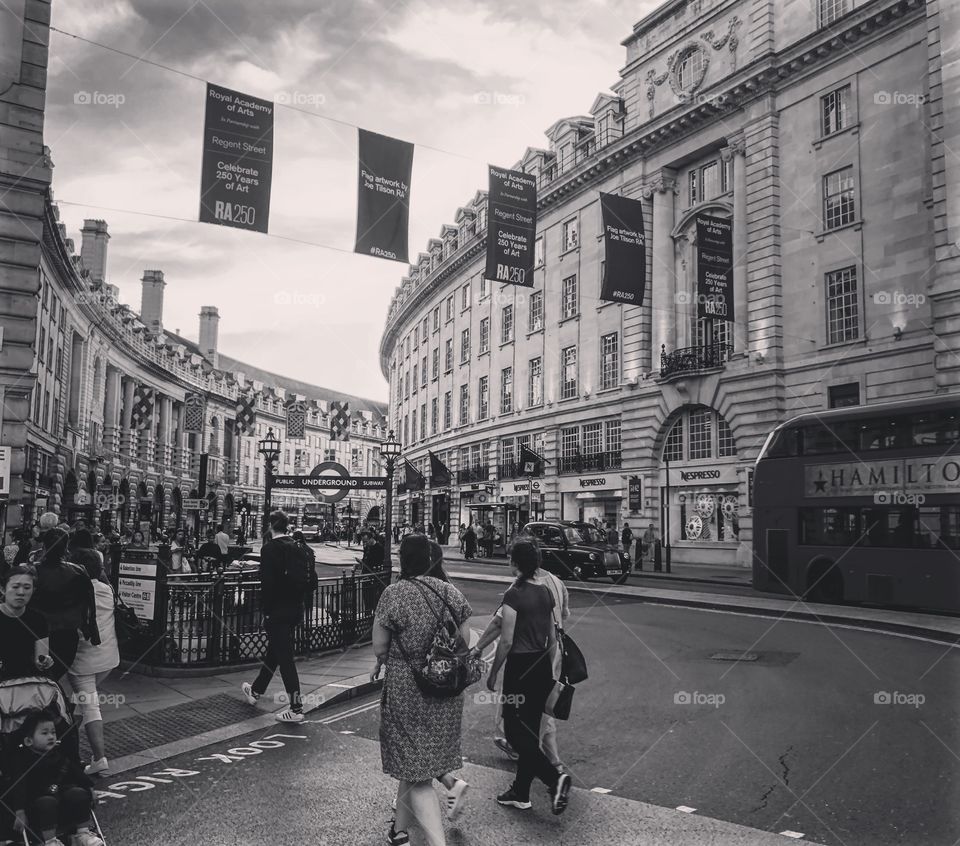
0,565,53,680
486,541,571,816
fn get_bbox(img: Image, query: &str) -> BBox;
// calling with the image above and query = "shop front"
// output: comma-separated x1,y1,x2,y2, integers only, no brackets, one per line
459,487,508,554
558,473,623,526
430,492,451,541
498,479,544,535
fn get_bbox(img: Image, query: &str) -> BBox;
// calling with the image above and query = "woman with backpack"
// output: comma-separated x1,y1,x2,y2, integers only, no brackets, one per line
371,534,472,846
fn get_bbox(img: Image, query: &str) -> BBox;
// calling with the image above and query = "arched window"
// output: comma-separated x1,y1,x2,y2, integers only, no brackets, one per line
661,407,737,462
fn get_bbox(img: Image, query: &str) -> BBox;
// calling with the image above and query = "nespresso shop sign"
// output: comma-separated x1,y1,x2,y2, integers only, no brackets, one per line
559,474,619,493
665,465,739,486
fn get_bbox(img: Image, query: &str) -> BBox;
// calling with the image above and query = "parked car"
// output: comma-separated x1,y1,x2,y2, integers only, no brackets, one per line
519,521,632,584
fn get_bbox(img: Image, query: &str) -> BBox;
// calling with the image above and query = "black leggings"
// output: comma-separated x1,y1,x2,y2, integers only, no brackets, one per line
25,785,93,836
503,650,560,799
252,619,301,711
48,629,80,681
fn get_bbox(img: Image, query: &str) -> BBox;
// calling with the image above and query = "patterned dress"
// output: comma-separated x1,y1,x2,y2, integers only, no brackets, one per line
375,576,472,782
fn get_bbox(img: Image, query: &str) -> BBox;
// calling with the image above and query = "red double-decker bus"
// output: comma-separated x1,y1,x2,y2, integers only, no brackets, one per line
752,395,960,613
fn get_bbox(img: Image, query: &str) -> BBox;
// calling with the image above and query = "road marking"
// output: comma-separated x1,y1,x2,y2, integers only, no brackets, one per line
321,700,381,724
779,832,805,839
328,683,354,688
676,806,697,813
340,730,355,734
590,787,612,794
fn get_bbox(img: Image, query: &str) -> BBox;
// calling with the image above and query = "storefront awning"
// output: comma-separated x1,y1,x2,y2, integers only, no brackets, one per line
575,490,623,500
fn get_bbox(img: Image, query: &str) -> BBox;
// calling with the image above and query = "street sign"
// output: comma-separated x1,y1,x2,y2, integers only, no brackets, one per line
183,498,208,510
273,462,387,505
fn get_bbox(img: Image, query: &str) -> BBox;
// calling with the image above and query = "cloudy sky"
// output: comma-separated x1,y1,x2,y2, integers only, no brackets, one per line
46,0,654,402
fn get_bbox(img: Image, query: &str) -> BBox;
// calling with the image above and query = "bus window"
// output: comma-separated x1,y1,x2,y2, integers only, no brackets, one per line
767,427,801,457
919,506,960,550
912,411,960,446
858,416,910,450
802,420,861,455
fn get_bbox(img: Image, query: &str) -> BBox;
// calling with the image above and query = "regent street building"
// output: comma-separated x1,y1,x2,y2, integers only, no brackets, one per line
378,0,959,567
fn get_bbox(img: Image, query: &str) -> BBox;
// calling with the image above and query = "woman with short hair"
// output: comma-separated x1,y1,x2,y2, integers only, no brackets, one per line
0,565,55,679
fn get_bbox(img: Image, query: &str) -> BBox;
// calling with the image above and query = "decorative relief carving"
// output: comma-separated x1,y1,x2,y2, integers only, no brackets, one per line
640,176,679,200
701,17,742,70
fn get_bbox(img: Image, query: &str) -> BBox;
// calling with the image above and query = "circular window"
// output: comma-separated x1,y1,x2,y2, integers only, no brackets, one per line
672,46,708,96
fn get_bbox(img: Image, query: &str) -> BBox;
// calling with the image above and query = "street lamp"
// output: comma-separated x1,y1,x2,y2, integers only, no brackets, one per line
258,427,281,534
380,430,402,573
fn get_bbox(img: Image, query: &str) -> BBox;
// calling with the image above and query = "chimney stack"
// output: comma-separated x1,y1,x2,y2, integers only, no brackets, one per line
140,270,165,335
199,306,220,368
80,219,110,285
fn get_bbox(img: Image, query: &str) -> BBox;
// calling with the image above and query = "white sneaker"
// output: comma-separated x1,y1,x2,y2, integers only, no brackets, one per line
241,682,260,706
275,708,304,723
42,839,66,846
445,778,469,820
71,831,105,846
84,756,110,777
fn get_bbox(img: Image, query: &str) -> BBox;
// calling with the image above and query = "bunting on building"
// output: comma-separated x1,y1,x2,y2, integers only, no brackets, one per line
183,392,205,434
235,392,257,435
329,401,351,441
428,451,451,487
131,386,155,431
404,460,426,492
286,399,307,439
519,444,544,477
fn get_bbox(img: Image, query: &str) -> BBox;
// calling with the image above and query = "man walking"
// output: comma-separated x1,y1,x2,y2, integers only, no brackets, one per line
641,522,658,570
621,522,634,566
242,510,307,722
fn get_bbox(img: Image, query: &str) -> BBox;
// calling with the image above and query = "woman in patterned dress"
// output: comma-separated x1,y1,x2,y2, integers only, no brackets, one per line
371,534,472,846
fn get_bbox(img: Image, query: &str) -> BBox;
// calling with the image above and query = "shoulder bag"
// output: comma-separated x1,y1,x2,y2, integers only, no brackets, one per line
109,582,149,649
545,578,588,685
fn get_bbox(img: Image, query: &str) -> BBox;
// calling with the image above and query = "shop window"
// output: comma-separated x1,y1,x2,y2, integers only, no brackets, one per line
689,410,713,459
681,492,740,542
664,419,683,462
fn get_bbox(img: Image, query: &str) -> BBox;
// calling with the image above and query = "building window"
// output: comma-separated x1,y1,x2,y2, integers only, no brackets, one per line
823,166,856,230
461,285,470,311
411,409,417,443
421,355,427,387
689,409,713,459
402,416,409,446
818,0,848,27
432,348,439,380
689,160,727,205
500,367,513,414
480,277,488,300
479,317,490,354
606,420,621,457
561,427,579,460
528,357,543,407
561,346,578,399
478,376,489,420
422,316,429,340
476,203,487,233
433,307,440,331
414,326,419,346
828,382,860,408
562,275,578,319
445,339,454,372
701,161,720,200
459,384,469,425
420,403,427,440
501,438,515,467
38,327,45,363
460,328,470,363
826,266,859,344
534,236,544,268
446,295,454,322
600,333,619,390
562,218,579,252
443,391,452,429
718,417,737,456
664,419,683,462
821,86,850,136
676,47,705,91
501,305,514,344
529,291,544,332
688,169,698,206
404,371,410,399
412,363,418,393
583,422,602,455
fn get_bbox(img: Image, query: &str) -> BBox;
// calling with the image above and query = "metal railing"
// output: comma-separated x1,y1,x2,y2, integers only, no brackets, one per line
456,465,489,484
660,343,733,378
559,451,622,474
498,461,522,480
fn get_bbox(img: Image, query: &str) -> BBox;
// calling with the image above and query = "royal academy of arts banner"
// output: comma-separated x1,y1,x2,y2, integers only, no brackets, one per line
199,83,274,233
695,214,734,321
485,166,537,287
355,129,414,262
599,192,647,305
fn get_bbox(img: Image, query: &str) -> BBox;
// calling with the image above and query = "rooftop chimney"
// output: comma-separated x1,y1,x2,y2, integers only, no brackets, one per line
140,270,165,335
199,306,220,368
80,219,109,286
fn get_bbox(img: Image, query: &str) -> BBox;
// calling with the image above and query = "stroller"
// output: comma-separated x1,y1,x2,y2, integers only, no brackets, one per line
0,676,106,845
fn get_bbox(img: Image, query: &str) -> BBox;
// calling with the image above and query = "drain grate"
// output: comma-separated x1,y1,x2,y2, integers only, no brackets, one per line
710,651,758,662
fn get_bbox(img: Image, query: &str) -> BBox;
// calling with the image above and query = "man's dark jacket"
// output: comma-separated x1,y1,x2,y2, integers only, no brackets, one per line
259,535,307,623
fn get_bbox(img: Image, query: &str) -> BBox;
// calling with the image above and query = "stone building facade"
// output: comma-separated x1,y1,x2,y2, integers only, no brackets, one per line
378,0,959,566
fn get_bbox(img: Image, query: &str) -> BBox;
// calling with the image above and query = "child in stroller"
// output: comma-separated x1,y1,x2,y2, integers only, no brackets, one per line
0,678,105,846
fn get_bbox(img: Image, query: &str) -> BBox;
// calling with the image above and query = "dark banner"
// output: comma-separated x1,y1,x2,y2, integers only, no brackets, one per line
628,476,642,511
599,192,647,305
355,129,414,263
696,214,734,321
286,400,306,440
429,451,451,487
485,165,537,287
519,444,544,478
199,83,274,233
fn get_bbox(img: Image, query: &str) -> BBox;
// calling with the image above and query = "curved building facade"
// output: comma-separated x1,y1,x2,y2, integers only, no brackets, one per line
378,0,959,567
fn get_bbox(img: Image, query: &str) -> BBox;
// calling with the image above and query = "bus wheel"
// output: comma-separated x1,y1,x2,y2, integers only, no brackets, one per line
806,562,844,604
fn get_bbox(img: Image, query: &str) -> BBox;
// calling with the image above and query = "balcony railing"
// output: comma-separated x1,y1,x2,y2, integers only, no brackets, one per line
559,451,622,474
498,461,522,480
456,465,488,484
660,343,732,379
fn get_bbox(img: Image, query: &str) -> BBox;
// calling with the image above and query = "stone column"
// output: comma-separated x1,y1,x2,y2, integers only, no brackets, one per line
643,172,678,371
175,402,188,475
158,395,173,469
722,137,748,355
120,379,135,458
102,367,122,454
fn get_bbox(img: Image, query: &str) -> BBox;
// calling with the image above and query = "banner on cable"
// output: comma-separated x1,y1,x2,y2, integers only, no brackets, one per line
131,387,155,431
199,83,274,233
695,214,734,321
484,165,537,288
355,129,414,263
285,399,307,440
183,392,206,434
599,192,647,306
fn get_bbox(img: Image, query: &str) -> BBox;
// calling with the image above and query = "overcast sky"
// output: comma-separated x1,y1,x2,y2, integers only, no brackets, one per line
45,0,655,402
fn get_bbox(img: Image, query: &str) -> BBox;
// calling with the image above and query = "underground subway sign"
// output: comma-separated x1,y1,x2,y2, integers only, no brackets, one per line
94,734,308,803
273,461,388,504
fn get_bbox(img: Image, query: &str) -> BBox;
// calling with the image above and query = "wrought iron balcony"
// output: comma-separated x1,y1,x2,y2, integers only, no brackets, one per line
559,451,622,474
660,343,732,378
456,465,488,484
498,461,522,480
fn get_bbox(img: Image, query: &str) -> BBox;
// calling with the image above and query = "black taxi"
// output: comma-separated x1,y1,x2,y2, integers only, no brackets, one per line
518,521,631,584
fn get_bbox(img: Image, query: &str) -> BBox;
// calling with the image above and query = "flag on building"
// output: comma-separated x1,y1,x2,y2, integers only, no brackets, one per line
286,399,306,439
235,392,256,435
131,386,155,431
183,392,205,434
330,401,351,441
428,451,451,487
519,444,544,477
404,460,426,492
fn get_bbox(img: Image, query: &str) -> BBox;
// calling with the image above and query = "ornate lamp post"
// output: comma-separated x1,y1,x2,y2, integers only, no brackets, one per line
257,428,281,535
380,430,402,573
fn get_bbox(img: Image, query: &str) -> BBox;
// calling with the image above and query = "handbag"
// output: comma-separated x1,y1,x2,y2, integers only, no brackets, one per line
395,579,483,699
544,678,575,720
545,577,588,685
110,584,149,649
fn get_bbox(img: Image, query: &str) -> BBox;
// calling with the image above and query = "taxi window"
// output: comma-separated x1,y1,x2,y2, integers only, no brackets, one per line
543,527,563,544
